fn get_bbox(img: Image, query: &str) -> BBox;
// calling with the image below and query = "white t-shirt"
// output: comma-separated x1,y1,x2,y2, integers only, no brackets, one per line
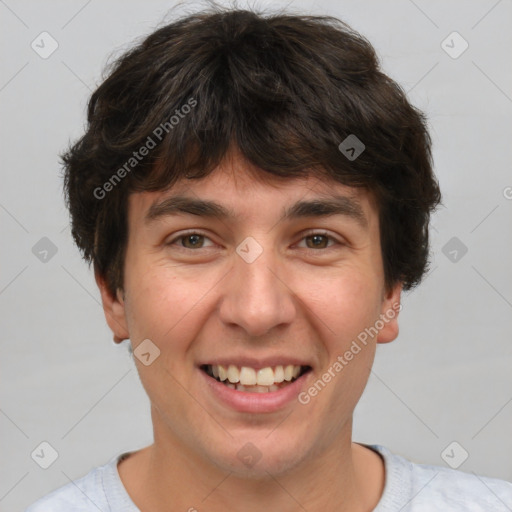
26,444,512,511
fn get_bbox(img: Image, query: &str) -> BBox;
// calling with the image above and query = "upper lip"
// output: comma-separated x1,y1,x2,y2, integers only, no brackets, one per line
198,357,312,370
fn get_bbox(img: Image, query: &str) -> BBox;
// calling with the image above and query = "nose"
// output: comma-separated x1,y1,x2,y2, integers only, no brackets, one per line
218,240,296,338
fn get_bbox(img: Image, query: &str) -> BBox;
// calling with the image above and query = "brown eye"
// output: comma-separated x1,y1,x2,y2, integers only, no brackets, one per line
167,231,215,250
181,234,205,249
305,234,330,249
298,231,339,250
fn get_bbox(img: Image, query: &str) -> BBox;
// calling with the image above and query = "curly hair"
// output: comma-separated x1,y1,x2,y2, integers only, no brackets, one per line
62,6,441,297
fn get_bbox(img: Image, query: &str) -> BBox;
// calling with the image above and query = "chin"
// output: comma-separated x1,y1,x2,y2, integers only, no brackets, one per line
203,429,314,478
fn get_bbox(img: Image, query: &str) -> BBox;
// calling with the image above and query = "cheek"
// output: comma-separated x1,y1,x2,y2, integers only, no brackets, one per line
123,261,230,362
296,268,381,395
298,268,382,342
122,268,208,411
123,265,199,347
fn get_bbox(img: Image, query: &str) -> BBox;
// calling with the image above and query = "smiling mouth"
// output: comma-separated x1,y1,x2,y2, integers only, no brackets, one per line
200,364,312,393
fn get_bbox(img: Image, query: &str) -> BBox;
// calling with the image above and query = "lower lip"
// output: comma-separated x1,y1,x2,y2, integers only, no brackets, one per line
199,368,310,413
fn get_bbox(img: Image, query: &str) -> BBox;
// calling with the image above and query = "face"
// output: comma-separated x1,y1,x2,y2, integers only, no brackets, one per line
97,151,401,477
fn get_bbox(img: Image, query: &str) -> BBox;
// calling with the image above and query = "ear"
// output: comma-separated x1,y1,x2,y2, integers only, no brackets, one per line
376,283,402,344
95,270,130,344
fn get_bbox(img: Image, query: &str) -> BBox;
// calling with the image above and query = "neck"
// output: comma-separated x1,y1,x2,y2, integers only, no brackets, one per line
118,417,384,512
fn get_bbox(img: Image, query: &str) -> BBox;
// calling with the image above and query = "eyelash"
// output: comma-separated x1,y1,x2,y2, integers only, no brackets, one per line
167,229,342,252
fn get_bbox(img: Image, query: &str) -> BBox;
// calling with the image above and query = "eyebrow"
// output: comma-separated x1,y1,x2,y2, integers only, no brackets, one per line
144,194,367,227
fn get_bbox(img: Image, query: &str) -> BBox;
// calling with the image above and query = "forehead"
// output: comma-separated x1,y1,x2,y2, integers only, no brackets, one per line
127,155,378,228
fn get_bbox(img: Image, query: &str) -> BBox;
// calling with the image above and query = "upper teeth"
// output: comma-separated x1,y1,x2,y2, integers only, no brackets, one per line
209,364,302,386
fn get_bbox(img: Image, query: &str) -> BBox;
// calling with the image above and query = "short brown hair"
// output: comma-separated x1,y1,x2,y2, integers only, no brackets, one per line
62,7,441,297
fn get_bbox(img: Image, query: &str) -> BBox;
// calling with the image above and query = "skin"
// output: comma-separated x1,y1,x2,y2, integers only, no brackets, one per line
96,149,402,512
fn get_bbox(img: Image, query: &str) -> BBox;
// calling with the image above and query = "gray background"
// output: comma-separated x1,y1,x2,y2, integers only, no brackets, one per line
1,0,511,510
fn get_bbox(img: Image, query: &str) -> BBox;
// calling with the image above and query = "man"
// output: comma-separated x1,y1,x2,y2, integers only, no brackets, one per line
27,6,512,511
